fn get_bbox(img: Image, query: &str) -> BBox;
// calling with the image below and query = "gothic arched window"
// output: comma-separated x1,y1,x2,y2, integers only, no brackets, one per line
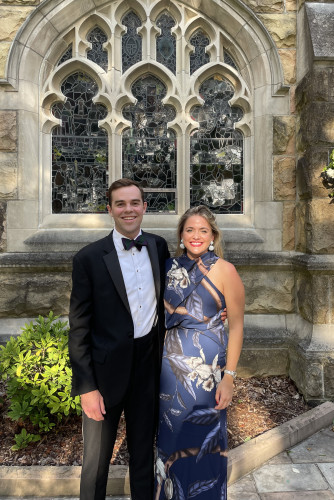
45,3,249,218
190,76,243,213
122,75,177,212
51,72,108,213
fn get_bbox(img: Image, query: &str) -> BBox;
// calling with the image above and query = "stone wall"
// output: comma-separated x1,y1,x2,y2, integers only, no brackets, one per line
0,0,333,404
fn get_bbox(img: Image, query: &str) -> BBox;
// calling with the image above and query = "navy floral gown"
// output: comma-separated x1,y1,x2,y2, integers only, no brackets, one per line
155,251,228,500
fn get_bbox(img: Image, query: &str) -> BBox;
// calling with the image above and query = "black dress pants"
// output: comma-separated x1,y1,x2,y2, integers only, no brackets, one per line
80,329,158,500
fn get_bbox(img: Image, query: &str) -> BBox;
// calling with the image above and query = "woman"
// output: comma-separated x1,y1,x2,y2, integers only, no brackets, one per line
155,206,244,500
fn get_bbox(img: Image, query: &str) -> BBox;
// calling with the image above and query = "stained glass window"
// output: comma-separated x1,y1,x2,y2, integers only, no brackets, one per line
190,76,243,214
87,27,108,71
57,45,72,66
122,75,177,213
51,72,108,213
190,29,210,74
224,50,238,71
156,13,176,74
122,11,142,72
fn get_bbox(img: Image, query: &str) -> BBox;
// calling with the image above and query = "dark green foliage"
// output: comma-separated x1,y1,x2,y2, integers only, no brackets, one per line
0,312,81,449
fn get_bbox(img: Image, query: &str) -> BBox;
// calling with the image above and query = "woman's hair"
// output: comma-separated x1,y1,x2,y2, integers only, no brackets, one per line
175,205,224,258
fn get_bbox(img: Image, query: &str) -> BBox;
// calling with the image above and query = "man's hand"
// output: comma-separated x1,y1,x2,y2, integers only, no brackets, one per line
221,307,227,324
81,390,106,421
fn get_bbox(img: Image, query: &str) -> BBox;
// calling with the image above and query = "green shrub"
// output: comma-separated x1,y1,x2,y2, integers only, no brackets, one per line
0,312,81,449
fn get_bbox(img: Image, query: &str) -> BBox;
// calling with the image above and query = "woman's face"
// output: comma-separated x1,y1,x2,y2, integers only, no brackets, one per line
181,215,214,260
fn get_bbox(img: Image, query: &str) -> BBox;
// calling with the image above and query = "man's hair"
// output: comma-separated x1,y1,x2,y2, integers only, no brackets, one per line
108,178,145,205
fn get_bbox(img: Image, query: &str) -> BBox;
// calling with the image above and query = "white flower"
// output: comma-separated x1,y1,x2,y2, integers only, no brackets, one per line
188,371,198,381
167,260,190,290
155,457,166,485
326,168,334,179
214,368,221,384
202,377,215,392
195,364,212,381
187,356,203,369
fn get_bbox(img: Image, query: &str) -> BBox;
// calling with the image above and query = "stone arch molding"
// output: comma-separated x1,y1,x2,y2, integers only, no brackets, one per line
4,0,285,94
2,0,291,252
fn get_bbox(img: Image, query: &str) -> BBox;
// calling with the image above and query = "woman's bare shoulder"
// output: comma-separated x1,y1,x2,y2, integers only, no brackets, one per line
214,258,238,275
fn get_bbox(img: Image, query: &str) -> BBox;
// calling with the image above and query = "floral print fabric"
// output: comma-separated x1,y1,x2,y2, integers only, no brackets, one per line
155,251,228,500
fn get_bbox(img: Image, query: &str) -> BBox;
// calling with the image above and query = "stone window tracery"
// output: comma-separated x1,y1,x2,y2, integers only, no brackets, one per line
122,11,142,73
87,27,108,71
46,2,249,217
57,45,73,66
51,72,108,214
190,29,210,74
122,75,177,213
190,76,243,213
156,12,176,74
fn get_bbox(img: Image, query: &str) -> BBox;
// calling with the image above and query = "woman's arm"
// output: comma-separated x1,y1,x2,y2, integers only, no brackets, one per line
210,259,245,409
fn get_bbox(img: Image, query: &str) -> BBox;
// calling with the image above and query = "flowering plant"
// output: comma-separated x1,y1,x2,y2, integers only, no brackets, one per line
320,149,334,203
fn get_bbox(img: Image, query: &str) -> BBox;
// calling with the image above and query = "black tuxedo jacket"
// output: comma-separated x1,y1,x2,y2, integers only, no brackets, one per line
68,230,170,407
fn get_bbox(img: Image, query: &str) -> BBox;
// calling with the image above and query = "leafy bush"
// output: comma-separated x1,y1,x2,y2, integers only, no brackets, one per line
0,312,81,449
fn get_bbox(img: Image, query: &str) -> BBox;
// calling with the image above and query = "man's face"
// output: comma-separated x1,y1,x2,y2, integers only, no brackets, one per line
107,185,147,239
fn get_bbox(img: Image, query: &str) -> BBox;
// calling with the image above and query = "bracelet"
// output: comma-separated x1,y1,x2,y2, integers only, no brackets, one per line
224,369,237,379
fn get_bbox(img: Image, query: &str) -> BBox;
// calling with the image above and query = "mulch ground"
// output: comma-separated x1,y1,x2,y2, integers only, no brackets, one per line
0,376,311,466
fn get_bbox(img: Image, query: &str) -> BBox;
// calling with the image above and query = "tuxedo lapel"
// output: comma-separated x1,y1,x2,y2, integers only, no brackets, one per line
144,232,161,304
103,233,131,316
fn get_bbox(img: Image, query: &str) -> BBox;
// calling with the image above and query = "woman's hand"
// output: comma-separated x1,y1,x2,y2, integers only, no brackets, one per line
221,307,227,323
215,374,234,410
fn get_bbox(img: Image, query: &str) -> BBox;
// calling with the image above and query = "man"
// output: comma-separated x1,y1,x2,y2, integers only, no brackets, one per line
68,178,170,500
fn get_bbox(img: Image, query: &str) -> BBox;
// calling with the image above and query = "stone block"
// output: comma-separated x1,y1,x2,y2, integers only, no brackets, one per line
0,41,10,78
308,199,334,254
324,358,334,398
311,274,331,324
273,116,296,155
298,102,334,147
311,68,334,103
305,3,334,58
296,272,313,323
290,85,296,114
286,0,297,11
241,0,283,13
295,201,307,253
278,49,296,84
258,14,296,48
0,6,35,41
241,270,295,314
0,111,17,152
0,201,7,253
282,201,295,251
0,272,71,317
255,202,283,229
296,149,330,200
296,271,332,324
238,348,289,377
0,1,40,4
273,156,296,200
0,152,17,198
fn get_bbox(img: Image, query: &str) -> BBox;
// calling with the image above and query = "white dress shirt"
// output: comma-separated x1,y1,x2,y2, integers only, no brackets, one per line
113,228,157,338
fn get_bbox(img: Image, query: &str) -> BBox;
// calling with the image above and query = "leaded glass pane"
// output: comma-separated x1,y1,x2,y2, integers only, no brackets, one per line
57,45,72,66
190,76,244,214
51,72,108,213
122,75,177,213
190,29,210,74
122,11,142,73
224,50,238,71
156,13,176,74
87,27,108,71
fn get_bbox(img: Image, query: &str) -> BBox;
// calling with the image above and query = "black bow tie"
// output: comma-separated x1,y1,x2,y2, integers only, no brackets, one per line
122,235,148,251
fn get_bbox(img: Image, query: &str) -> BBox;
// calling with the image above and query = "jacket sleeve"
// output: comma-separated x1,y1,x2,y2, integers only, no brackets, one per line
68,254,97,397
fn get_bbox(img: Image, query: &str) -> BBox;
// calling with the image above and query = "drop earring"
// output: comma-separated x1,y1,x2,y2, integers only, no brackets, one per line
180,239,185,249
208,240,214,251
